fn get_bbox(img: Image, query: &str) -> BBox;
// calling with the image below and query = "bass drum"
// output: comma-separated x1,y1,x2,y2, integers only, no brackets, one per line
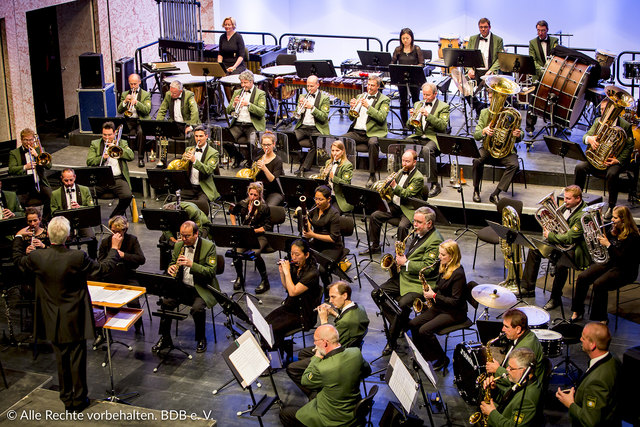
531,55,592,128
453,341,486,405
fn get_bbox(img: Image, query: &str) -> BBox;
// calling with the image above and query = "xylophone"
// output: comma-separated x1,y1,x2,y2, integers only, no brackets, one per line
273,75,365,104
204,44,287,72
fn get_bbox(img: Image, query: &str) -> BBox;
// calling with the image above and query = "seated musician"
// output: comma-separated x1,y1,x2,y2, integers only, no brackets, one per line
571,206,640,323
86,121,134,218
373,206,442,355
117,73,152,167
409,239,466,371
224,70,267,168
408,82,450,198
286,281,369,398
156,80,200,136
253,131,284,206
154,220,219,354
324,140,353,214
392,28,424,127
520,185,590,309
0,178,24,219
50,168,97,259
341,75,390,188
302,185,342,290
481,348,542,427
179,125,220,215
8,128,52,219
230,182,272,294
360,149,424,256
472,90,522,204
574,98,635,220
294,75,331,176
486,308,544,383
265,239,320,360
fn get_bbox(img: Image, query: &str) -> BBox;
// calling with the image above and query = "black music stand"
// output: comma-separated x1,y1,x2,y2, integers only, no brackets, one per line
0,217,26,237
405,198,450,226
139,119,188,163
544,136,588,188
294,60,337,79
358,51,393,70
498,52,536,76
443,48,484,135
141,208,188,235
436,133,480,239
146,169,191,203
89,117,132,135
365,273,401,364
389,65,427,133
72,166,115,205
212,176,252,223
263,232,298,255
53,206,101,252
187,62,227,126
0,176,34,195
278,175,319,231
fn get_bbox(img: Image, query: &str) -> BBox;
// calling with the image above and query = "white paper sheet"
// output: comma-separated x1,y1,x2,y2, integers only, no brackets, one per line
228,331,270,388
404,332,437,387
104,311,138,329
246,296,274,348
388,351,418,414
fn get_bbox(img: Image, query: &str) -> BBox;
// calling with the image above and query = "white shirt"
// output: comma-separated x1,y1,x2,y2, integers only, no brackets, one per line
539,38,549,58
173,96,183,122
237,87,254,123
478,32,491,70
24,148,40,186
354,94,376,131
302,92,317,126
65,185,78,207
588,352,609,371
420,101,435,128
328,161,340,189
182,238,198,287
392,167,414,207
105,152,122,177
128,90,138,118
189,145,206,185
337,301,355,318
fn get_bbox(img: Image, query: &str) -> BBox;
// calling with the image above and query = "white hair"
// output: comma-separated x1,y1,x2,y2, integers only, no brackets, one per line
48,216,70,245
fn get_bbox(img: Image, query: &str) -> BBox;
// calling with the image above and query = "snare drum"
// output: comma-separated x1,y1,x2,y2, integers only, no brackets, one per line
624,61,640,80
596,49,616,80
438,34,460,59
517,306,550,329
219,74,268,86
453,341,486,405
532,329,564,358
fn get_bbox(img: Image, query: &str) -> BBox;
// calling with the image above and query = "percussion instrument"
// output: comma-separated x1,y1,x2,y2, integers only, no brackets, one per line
287,37,315,53
438,35,460,60
261,65,297,100
531,55,592,128
623,61,640,80
163,74,211,105
453,342,486,405
219,74,268,86
595,49,616,81
531,329,564,358
203,44,287,73
471,284,517,309
273,75,364,105
517,306,550,329
462,36,470,49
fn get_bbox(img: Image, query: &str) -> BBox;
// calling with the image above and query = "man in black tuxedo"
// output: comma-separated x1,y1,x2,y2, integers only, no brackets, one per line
15,216,120,412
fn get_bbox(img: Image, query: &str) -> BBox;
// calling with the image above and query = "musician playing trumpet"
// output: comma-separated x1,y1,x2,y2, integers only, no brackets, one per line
117,74,151,167
179,126,220,215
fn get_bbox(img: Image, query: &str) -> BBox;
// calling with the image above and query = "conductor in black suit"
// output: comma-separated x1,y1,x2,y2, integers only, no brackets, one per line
15,216,121,412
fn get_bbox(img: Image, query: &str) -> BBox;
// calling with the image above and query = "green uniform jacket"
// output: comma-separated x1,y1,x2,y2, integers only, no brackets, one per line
156,89,200,126
50,185,94,213
297,347,371,427
186,142,220,201
473,108,523,149
400,228,444,295
528,36,559,81
495,330,545,386
170,238,219,308
546,200,591,270
117,88,152,119
1,190,24,217
162,202,212,241
488,379,542,427
226,87,267,131
334,303,369,348
407,99,450,149
582,117,634,167
391,168,424,223
329,160,354,213
8,146,52,187
348,92,390,138
569,353,620,427
86,138,135,187
467,33,504,73
295,91,331,135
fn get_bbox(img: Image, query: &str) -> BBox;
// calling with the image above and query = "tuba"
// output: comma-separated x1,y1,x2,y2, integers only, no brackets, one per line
585,85,635,170
381,229,414,275
534,192,574,251
498,205,524,289
167,146,196,170
580,202,610,264
482,76,522,159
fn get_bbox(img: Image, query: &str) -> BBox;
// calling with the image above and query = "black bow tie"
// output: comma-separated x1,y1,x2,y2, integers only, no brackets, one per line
425,102,433,107
368,95,376,100
184,245,194,249
309,93,316,98
195,148,203,153
402,170,410,175
480,36,488,42
540,38,548,43
66,188,75,194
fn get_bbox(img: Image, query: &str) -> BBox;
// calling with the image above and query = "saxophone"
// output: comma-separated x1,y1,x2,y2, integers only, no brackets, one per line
580,202,610,264
380,229,414,275
498,205,523,289
469,334,506,426
372,169,402,202
482,76,522,159
585,85,634,170
534,191,574,251
412,264,439,313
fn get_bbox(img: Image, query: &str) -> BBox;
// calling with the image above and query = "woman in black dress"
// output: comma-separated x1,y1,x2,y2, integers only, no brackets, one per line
217,17,246,75
254,131,284,206
392,28,425,127
14,207,49,250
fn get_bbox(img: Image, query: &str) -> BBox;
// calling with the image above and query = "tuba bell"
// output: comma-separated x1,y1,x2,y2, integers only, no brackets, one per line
483,76,522,159
580,202,610,264
498,205,524,289
534,191,574,251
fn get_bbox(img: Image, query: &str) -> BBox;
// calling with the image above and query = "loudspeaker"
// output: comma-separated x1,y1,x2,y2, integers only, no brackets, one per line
114,56,134,95
77,83,116,132
79,52,104,89
379,401,423,427
621,346,640,425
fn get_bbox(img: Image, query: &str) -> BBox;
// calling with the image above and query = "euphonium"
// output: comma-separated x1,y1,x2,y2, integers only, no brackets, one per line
498,205,524,289
534,191,575,251
580,202,610,264
409,101,424,130
167,146,196,170
585,85,635,170
482,76,522,159
348,93,367,120
169,245,186,277
381,229,414,275
371,169,402,202
412,264,438,313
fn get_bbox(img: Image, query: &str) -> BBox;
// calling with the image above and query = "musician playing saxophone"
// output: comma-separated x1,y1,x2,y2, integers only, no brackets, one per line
571,206,640,322
374,206,443,355
408,240,466,371
179,125,220,215
254,131,284,206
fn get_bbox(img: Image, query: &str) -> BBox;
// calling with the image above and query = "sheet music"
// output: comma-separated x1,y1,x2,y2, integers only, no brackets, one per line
88,286,143,306
104,311,137,329
388,351,418,414
246,297,274,348
228,331,270,388
404,333,437,387
88,285,112,302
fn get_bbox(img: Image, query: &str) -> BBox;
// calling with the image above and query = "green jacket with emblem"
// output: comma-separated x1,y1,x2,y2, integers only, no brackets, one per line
473,108,523,149
170,238,219,308
1,190,24,217
495,330,545,386
156,89,200,125
9,146,52,187
50,184,94,213
582,117,634,167
407,99,450,149
226,87,267,131
117,88,152,120
399,228,444,295
161,202,212,241
333,303,369,348
329,159,354,213
348,92,389,138
569,353,620,427
546,200,591,270
488,377,542,427
528,36,559,81
466,33,504,73
391,168,424,223
295,91,331,135
86,138,135,187
185,142,220,201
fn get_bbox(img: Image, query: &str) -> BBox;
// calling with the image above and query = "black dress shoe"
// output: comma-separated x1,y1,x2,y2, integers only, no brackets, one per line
428,183,442,198
233,277,244,291
489,193,500,205
433,356,450,371
92,334,105,350
196,339,207,353
472,191,481,203
543,298,561,311
366,176,376,188
359,246,381,256
73,399,91,413
152,336,173,352
138,159,145,168
255,279,270,294
382,344,393,356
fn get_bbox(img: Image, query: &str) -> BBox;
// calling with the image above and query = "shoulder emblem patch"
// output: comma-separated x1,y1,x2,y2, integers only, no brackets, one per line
586,396,597,408
207,256,216,266
258,98,266,107
307,373,313,380
513,413,524,423
322,104,330,112
572,225,580,232
429,252,436,258
209,158,217,165
344,171,353,180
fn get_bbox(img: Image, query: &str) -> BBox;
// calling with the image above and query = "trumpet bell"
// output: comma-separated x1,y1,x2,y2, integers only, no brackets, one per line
348,110,360,120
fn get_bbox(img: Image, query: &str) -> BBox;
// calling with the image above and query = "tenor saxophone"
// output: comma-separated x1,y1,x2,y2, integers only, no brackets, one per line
469,334,506,426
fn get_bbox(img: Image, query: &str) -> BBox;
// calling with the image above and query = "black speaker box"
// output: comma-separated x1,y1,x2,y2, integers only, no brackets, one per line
79,52,104,89
621,346,640,425
114,56,134,94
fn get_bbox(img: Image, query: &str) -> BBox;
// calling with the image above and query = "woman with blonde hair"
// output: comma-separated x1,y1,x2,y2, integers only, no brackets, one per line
322,140,354,213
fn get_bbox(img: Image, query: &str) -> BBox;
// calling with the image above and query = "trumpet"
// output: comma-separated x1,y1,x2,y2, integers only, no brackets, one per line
169,245,186,278
348,93,367,120
167,146,196,170
123,91,137,118
99,125,124,166
232,90,248,118
409,101,424,130
294,92,312,119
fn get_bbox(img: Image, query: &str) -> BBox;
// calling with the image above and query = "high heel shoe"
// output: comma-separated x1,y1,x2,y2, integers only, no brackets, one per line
570,313,583,323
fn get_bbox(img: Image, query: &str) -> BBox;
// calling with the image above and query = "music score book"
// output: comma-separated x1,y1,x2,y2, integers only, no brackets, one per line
222,330,271,389
386,351,419,414
404,332,437,388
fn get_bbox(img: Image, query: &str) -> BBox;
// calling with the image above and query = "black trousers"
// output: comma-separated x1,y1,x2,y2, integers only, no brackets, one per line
420,140,440,183
225,123,256,162
95,176,132,218
234,235,269,283
472,149,519,193
294,125,319,171
409,308,466,362
571,263,633,321
373,276,421,348
128,124,147,160
286,346,317,398
265,191,284,207
265,305,306,352
368,204,411,248
180,186,210,215
398,84,421,125
574,161,623,207
311,241,343,288
52,339,88,409
522,249,570,301
279,405,306,427
159,287,207,341
342,129,379,174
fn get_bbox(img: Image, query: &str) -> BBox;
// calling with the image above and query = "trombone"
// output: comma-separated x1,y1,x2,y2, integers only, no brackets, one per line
99,125,124,166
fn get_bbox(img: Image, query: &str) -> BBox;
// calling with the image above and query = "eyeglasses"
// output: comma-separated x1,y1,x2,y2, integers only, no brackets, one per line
506,365,523,371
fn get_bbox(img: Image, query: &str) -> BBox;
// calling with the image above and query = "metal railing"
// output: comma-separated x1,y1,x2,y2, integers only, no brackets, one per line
134,40,160,76
616,51,640,97
202,30,278,46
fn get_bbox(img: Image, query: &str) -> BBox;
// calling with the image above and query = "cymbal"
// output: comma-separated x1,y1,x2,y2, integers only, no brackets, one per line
472,284,517,309
588,87,607,97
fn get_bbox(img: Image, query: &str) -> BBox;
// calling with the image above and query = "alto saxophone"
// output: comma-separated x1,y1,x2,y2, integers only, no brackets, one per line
380,229,414,275
412,263,438,313
469,334,506,426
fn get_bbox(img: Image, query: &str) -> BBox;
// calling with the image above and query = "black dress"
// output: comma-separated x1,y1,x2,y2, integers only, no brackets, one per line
308,206,343,287
392,45,424,125
232,200,273,282
255,155,284,206
218,32,246,74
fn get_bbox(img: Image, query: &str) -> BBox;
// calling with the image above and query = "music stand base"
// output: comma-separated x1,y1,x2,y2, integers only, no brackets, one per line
153,345,192,373
103,390,139,405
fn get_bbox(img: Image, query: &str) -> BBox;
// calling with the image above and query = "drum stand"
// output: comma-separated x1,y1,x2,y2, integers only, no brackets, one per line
527,94,570,148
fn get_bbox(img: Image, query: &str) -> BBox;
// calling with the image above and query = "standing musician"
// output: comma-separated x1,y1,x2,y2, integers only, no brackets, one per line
472,90,523,204
571,206,640,322
224,70,267,168
409,240,466,371
253,131,284,206
154,220,219,354
293,75,331,176
265,239,320,360
302,185,343,290
323,140,353,214
374,206,443,355
217,17,246,75
480,348,542,427
117,73,152,167
408,82,450,198
392,28,425,128
360,149,424,256
156,80,200,136
8,128,52,219
341,75,390,188
86,121,134,218
230,182,272,294
556,322,620,426
180,125,220,215
574,98,635,220
525,20,559,137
